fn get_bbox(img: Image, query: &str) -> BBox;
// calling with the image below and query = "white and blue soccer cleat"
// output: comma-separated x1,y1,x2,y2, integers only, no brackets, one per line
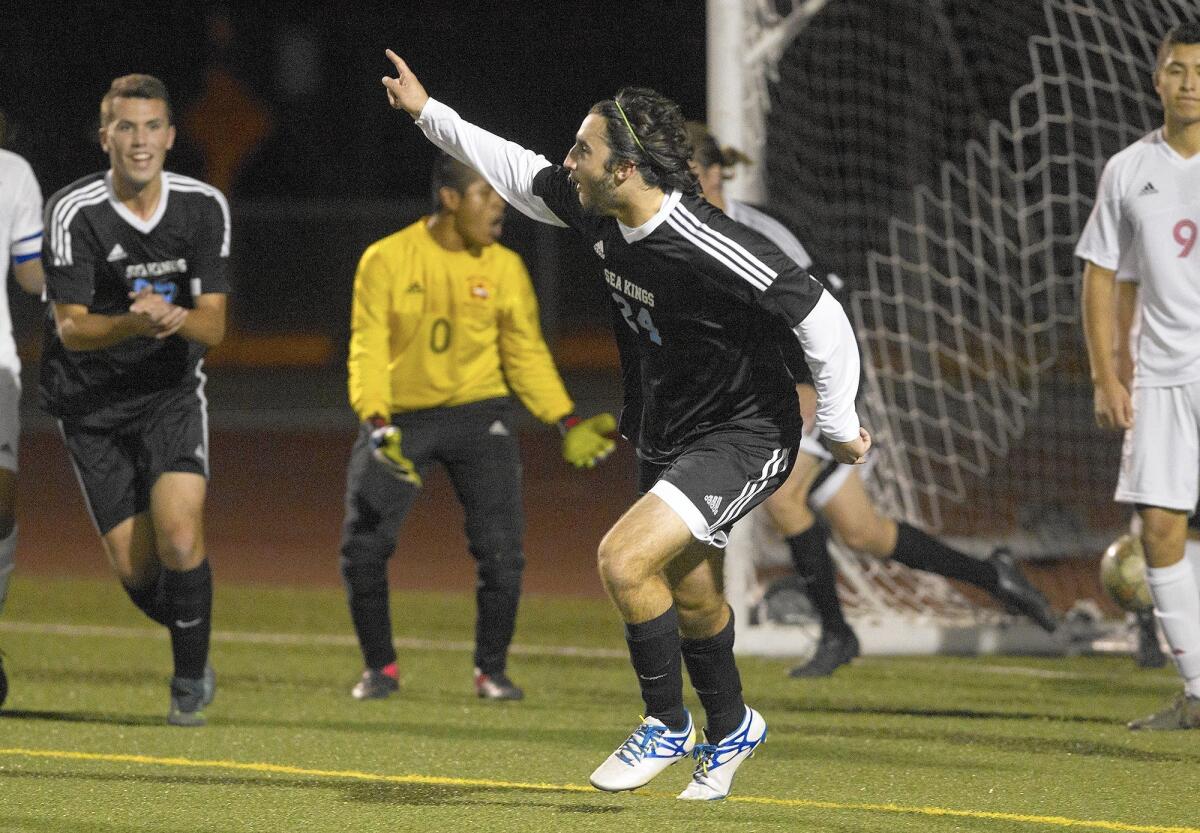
589,711,697,792
677,706,767,800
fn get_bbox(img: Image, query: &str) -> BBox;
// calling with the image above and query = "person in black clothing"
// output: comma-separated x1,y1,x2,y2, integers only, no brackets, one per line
41,75,229,726
380,50,870,800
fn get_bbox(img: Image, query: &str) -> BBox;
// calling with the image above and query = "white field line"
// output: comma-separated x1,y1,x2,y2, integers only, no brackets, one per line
0,620,627,660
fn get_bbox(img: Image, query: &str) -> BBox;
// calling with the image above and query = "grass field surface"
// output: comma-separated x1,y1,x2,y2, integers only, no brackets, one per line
1,576,1197,832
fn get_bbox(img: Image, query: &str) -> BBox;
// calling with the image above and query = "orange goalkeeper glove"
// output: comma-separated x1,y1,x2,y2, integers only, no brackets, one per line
369,418,422,486
560,413,616,469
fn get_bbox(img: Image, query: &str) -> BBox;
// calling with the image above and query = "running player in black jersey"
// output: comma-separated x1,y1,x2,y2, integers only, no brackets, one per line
40,75,229,726
380,52,869,800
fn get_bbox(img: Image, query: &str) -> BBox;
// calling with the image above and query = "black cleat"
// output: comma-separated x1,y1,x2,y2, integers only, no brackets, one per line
789,626,860,678
474,668,524,700
1133,609,1167,668
167,676,207,727
0,651,7,710
351,668,400,700
989,548,1058,632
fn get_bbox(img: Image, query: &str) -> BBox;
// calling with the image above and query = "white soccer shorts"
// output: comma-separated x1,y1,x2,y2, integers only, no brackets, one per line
1116,380,1200,512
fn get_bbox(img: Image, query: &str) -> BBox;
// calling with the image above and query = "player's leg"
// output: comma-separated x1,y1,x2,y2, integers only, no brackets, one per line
442,400,526,700
0,464,15,712
1120,384,1200,729
823,469,1057,631
591,431,790,795
339,418,426,699
762,448,860,676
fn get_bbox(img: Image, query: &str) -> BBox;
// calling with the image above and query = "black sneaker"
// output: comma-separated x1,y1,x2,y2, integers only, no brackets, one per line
474,668,524,700
789,626,860,678
1133,609,1166,668
167,676,207,727
351,668,399,700
988,548,1058,632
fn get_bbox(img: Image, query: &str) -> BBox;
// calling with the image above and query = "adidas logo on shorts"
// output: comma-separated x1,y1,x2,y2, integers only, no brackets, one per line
704,494,723,514
488,420,510,436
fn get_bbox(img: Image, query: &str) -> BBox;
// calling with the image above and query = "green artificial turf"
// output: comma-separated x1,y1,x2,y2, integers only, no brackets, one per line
0,576,1196,832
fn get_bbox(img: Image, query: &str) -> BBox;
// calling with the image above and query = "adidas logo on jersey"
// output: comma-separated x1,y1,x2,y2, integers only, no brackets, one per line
1138,182,1158,196
488,420,510,436
593,241,605,259
107,243,128,262
407,282,424,294
704,494,723,514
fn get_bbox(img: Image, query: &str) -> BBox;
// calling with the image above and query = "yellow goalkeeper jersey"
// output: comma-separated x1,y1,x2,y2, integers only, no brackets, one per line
348,217,573,424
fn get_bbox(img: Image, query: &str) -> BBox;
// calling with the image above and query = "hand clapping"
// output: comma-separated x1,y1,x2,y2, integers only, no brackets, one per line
128,285,187,339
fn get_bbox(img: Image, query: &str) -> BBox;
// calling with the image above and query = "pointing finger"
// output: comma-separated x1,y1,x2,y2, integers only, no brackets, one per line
384,49,408,75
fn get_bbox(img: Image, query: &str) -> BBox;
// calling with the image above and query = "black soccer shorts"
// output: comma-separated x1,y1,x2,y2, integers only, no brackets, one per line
58,389,209,535
638,427,799,549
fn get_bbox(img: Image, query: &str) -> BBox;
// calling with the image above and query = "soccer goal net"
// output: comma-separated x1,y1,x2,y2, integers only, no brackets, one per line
715,0,1192,656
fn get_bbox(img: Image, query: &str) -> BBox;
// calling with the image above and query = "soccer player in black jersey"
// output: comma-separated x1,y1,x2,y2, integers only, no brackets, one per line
40,75,229,726
381,50,870,800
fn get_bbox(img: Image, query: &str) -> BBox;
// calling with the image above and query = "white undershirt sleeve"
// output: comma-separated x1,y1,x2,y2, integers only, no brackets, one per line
414,98,567,228
794,290,862,443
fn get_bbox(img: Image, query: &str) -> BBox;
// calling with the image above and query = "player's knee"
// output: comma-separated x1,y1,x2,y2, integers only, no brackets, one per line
476,550,525,590
156,524,201,566
596,539,649,595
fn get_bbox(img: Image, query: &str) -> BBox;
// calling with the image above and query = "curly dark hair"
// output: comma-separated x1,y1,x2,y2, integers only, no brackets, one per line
590,87,698,194
1158,20,1200,68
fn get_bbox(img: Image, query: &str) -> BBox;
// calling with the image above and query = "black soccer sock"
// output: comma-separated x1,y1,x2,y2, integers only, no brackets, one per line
786,521,850,632
162,561,213,681
120,570,170,626
340,555,397,671
625,606,687,732
890,522,998,592
681,608,745,742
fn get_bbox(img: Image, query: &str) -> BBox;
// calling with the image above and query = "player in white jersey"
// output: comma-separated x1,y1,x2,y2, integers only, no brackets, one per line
0,140,45,709
688,122,1057,678
1078,21,1200,730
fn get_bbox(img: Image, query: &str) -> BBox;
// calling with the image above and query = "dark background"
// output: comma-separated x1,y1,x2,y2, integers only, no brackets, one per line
1,1,706,351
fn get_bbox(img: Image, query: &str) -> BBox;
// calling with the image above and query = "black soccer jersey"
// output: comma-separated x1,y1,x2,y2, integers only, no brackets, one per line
532,165,823,461
40,170,230,427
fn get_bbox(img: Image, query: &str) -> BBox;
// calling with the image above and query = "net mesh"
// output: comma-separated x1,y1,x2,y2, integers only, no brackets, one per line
727,0,1191,652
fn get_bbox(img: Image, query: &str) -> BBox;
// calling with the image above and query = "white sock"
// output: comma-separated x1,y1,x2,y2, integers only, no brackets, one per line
1146,559,1200,698
0,524,14,616
1186,539,1200,601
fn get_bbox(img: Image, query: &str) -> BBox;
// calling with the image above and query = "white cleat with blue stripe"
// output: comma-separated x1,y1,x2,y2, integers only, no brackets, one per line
589,711,697,792
677,706,767,800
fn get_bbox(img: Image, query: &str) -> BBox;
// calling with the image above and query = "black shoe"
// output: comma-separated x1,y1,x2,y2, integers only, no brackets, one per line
474,668,524,700
351,668,400,700
989,548,1058,632
789,627,860,678
1134,609,1167,668
0,651,7,710
167,676,207,727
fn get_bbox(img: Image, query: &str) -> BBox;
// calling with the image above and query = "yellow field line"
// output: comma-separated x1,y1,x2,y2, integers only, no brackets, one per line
0,747,1194,833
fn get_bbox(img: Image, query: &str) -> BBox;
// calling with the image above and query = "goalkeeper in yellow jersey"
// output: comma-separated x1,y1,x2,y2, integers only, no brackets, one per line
340,152,615,702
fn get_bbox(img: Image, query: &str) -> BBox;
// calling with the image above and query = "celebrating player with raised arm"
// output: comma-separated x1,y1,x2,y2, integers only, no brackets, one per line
1079,21,1200,730
40,75,228,726
380,50,868,800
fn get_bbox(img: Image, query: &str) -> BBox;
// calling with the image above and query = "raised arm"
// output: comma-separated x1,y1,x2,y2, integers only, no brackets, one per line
380,50,566,228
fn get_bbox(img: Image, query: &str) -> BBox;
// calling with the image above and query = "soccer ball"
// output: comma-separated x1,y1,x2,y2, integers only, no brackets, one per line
1099,533,1153,613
